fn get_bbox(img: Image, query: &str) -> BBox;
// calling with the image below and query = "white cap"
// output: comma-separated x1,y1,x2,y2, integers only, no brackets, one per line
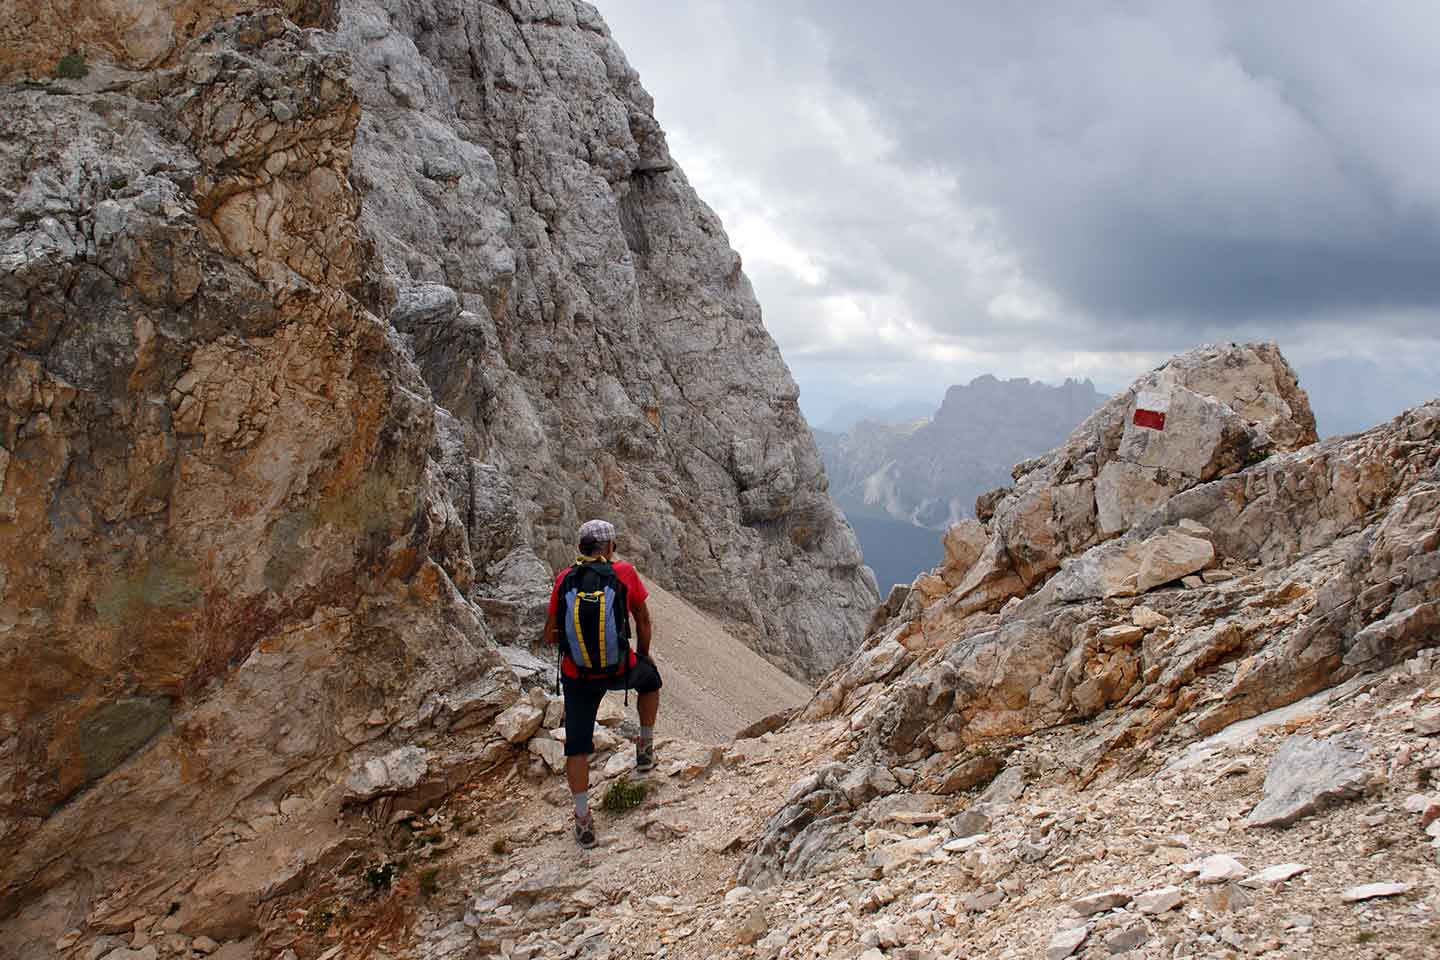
578,519,616,544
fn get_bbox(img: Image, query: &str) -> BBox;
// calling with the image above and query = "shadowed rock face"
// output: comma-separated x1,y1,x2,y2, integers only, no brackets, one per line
0,0,873,944
318,0,876,677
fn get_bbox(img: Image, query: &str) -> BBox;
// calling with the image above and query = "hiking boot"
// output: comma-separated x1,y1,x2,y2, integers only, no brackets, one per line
634,739,655,773
574,813,597,849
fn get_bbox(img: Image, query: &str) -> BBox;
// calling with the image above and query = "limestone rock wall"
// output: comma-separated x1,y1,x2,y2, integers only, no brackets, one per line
318,0,876,675
0,0,873,946
0,14,523,945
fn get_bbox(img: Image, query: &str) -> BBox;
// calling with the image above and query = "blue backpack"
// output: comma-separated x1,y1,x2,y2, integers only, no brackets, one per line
555,559,631,682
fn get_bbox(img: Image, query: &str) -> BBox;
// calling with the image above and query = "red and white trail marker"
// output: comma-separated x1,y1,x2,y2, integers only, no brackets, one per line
1132,390,1169,431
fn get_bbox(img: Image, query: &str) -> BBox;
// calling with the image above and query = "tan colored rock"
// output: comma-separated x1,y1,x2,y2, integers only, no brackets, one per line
596,696,629,728
1069,888,1132,916
1194,854,1247,884
527,739,566,774
495,704,545,745
1134,885,1184,914
1099,624,1145,648
1096,460,1186,535
1131,605,1169,628
1341,883,1412,903
1136,530,1215,592
942,520,989,584
1240,863,1309,888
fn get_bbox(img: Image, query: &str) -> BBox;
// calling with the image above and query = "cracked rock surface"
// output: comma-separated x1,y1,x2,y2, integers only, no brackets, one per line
0,0,872,949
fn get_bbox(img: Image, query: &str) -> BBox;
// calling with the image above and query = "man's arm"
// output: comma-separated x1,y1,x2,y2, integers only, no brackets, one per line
542,609,558,649
632,598,652,658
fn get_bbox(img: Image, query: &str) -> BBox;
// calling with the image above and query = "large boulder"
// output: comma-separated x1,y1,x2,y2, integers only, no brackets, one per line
1245,735,1372,828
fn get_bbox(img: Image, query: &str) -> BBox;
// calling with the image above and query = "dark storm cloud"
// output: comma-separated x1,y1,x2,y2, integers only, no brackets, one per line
793,0,1440,331
597,0,1440,426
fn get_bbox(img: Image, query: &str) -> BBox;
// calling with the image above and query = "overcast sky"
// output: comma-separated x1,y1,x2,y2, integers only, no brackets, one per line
598,0,1440,435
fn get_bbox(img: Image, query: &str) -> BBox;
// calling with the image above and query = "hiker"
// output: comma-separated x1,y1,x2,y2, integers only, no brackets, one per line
543,518,662,849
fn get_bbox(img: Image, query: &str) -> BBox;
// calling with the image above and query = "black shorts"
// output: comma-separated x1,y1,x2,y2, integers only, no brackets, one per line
561,655,663,757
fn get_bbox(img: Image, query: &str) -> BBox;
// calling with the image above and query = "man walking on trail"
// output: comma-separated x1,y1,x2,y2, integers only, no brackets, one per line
544,519,662,849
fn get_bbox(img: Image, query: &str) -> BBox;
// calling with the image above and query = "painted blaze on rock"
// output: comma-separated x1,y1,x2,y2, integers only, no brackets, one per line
1132,390,1169,431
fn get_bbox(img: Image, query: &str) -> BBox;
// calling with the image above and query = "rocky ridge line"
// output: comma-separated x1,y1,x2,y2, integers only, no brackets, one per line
747,343,1437,893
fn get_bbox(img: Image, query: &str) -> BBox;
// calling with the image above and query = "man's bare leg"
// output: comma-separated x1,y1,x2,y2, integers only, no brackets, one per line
635,689,659,771
566,754,590,795
568,754,596,847
637,689,659,728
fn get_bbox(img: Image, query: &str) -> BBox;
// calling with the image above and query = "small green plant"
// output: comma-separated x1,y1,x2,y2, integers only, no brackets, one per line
54,52,89,80
1355,931,1377,944
302,905,335,932
418,867,442,897
451,813,470,828
1419,767,1434,790
166,902,181,916
465,827,479,837
490,836,508,855
362,862,396,893
600,776,649,813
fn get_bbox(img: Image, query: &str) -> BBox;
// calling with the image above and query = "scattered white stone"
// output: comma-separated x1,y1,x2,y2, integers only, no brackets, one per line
1046,925,1089,960
596,697,628,727
527,738,566,773
1341,882,1412,903
868,835,941,875
1194,854,1247,884
1069,888,1132,916
1402,794,1437,814
1240,863,1310,888
942,834,989,852
1131,605,1169,628
724,886,755,907
343,746,428,802
602,752,633,778
1245,735,1370,828
1134,885,1184,914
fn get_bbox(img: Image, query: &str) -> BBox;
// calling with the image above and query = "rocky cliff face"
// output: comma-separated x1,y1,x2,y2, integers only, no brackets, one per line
0,1,872,948
754,343,1438,890
319,0,876,675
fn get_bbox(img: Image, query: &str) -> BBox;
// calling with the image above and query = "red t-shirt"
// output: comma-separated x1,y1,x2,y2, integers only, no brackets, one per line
548,561,648,679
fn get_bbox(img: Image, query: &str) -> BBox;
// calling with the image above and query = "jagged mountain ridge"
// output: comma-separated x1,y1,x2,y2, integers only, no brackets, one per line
815,375,1105,591
0,0,875,949
817,374,1106,529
